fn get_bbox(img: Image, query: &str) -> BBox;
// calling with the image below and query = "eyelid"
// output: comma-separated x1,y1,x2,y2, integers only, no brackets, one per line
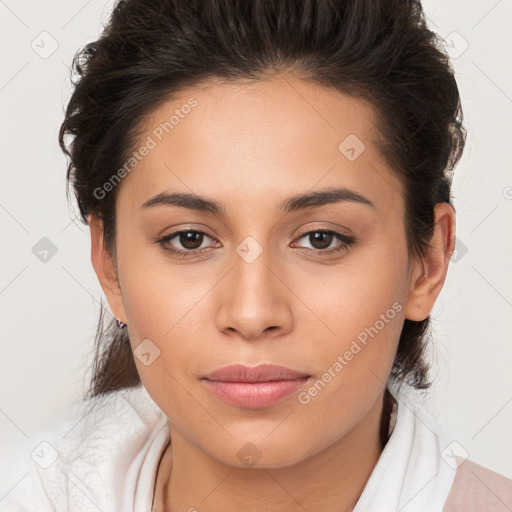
294,222,353,238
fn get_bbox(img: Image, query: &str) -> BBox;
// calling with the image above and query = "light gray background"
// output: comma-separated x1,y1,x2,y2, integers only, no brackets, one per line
1,0,511,493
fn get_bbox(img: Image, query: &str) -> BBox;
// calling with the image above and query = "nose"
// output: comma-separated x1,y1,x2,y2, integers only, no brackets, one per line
215,244,293,342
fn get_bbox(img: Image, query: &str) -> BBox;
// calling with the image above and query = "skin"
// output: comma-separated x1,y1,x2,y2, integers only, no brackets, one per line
89,74,455,511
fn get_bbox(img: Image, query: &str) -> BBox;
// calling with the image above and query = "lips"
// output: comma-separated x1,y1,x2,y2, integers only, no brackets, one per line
203,364,310,382
201,364,311,408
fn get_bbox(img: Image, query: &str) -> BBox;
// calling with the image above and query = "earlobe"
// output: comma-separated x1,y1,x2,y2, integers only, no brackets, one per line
89,214,127,323
404,203,456,322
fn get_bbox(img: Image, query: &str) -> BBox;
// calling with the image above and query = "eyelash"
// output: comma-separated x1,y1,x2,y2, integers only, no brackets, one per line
155,229,355,258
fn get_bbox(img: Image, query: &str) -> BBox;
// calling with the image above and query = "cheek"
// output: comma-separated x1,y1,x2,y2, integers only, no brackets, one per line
290,262,407,452
292,238,409,398
118,255,212,427
117,231,208,340
120,263,212,378
296,235,408,343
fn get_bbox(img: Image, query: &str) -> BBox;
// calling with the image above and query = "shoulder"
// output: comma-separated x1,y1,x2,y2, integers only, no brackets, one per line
0,386,167,512
443,456,512,511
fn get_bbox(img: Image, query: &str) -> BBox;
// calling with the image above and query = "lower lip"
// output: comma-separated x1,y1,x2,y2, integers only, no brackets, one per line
202,378,310,409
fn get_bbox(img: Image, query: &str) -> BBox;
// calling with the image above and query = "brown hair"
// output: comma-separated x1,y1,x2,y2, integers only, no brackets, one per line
59,0,465,400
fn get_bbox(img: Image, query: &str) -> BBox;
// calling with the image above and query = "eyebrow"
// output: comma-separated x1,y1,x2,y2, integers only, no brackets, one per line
141,187,375,215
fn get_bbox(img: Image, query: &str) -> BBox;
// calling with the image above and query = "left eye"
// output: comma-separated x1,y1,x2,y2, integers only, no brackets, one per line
293,230,354,253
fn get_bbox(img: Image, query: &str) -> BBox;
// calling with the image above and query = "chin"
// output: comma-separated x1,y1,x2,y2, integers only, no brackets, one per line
201,430,319,470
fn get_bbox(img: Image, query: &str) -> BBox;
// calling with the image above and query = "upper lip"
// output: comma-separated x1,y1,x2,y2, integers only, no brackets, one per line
203,364,310,382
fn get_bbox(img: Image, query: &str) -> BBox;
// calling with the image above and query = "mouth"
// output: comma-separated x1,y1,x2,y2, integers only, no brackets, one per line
201,364,312,409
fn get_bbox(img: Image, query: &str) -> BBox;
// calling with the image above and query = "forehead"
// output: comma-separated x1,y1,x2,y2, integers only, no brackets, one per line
118,75,403,215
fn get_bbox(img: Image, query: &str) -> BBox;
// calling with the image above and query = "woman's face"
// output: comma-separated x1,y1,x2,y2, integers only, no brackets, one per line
94,76,430,468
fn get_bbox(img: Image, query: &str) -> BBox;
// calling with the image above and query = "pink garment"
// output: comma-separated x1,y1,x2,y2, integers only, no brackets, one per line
444,456,512,511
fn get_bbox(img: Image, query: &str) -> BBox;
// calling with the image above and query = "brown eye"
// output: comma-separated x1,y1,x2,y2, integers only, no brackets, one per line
156,230,218,257
308,231,334,250
293,230,355,255
178,231,205,250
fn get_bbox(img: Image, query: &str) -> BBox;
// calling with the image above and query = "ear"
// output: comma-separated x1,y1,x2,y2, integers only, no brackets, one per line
89,214,128,324
404,202,456,321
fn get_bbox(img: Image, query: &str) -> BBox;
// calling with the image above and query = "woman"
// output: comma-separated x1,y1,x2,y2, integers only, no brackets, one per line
2,0,511,510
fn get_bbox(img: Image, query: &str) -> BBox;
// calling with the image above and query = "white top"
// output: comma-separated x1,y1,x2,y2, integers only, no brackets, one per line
1,383,511,511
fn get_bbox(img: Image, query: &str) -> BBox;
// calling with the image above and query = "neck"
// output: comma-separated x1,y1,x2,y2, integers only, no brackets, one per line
153,389,394,512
